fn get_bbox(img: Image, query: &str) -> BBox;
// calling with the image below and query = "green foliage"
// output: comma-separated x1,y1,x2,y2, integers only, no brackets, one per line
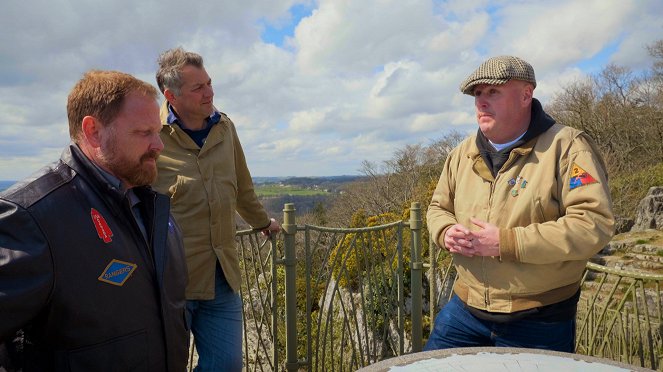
255,184,330,197
328,210,403,289
609,162,663,217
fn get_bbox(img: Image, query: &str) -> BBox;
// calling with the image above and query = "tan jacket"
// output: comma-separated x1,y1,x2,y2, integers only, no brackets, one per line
153,103,269,299
427,123,615,313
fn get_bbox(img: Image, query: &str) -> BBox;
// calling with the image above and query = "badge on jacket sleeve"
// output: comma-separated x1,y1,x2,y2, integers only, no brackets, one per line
569,163,598,190
91,208,113,243
98,259,137,286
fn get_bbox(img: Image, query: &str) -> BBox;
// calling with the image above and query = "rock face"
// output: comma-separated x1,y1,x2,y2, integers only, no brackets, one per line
614,216,635,234
631,186,663,231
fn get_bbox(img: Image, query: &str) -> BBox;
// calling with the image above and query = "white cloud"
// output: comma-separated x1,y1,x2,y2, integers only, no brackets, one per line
293,0,437,75
290,108,329,132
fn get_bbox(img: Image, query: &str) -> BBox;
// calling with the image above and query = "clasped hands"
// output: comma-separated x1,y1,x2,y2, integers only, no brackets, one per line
443,217,500,257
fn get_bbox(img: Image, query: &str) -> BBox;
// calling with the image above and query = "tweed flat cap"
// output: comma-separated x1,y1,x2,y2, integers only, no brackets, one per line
459,56,536,95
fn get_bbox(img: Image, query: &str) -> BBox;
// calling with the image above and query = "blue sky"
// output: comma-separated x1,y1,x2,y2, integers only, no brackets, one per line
260,3,314,47
1,0,662,180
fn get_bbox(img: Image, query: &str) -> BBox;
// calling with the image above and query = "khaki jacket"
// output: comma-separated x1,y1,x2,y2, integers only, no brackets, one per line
427,123,615,313
153,104,269,299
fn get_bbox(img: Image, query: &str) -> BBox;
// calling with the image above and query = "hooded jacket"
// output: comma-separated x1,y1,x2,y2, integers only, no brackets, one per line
0,145,189,371
427,99,615,313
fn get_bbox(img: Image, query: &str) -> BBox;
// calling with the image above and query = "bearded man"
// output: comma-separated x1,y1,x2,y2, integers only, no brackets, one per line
0,70,189,371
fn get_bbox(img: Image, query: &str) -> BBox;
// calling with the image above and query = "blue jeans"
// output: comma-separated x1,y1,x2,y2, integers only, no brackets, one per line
187,265,243,372
425,295,575,352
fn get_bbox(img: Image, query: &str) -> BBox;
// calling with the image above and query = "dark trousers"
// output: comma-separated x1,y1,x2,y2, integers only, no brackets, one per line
425,295,575,352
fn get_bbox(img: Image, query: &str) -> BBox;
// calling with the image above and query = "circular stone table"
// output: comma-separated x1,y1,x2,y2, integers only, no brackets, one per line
356,347,654,372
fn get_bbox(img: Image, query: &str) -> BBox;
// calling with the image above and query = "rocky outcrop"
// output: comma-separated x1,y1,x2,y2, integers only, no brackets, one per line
598,231,663,273
593,186,663,273
631,186,663,231
614,216,635,234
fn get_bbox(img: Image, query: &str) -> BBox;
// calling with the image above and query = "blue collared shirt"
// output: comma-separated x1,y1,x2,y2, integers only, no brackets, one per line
167,104,222,148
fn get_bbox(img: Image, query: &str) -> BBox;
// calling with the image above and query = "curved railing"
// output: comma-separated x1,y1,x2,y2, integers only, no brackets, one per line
187,229,279,372
301,220,406,371
427,254,663,371
185,203,661,371
577,262,662,370
187,203,425,371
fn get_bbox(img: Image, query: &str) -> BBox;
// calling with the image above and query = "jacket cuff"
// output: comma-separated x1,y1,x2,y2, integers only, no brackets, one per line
436,226,452,249
499,228,518,262
253,218,272,231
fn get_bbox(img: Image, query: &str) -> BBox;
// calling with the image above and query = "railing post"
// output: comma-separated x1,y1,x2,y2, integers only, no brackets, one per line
397,222,405,355
283,203,299,371
409,202,423,352
270,233,279,370
429,239,437,330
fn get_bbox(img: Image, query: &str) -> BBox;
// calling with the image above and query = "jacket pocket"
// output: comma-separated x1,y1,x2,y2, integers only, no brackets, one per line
64,330,147,372
169,175,195,202
534,198,547,222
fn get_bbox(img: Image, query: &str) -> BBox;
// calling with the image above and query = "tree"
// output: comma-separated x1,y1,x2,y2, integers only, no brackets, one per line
326,131,465,227
312,202,328,226
547,39,663,216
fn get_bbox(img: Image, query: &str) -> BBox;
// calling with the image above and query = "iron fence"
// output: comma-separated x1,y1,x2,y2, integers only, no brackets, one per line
186,202,662,371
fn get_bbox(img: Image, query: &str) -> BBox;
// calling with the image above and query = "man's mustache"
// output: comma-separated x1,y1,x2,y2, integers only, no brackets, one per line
141,149,160,162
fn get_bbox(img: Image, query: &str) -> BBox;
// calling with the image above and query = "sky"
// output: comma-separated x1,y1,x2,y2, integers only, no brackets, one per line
1,0,662,180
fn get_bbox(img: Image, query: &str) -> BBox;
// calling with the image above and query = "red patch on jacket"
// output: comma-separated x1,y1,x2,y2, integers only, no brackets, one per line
91,208,113,243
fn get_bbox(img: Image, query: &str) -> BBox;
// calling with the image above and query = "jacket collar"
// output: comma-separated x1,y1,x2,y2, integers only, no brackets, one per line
159,101,229,154
62,144,155,213
62,144,125,202
165,102,221,127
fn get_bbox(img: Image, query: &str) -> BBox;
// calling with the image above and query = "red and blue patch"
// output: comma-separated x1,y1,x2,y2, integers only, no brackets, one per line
569,163,598,190
98,259,137,286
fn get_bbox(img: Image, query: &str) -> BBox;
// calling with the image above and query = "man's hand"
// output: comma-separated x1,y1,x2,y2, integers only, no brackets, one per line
467,217,500,257
443,219,500,257
443,224,476,257
261,218,281,237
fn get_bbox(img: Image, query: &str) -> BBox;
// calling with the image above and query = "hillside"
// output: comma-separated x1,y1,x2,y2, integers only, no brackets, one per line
239,175,365,226
254,175,364,192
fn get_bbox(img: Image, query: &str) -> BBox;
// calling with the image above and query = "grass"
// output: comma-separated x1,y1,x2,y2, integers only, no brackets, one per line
255,184,330,197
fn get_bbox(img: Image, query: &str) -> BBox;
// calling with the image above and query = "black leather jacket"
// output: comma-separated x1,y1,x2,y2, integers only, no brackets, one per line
0,145,189,371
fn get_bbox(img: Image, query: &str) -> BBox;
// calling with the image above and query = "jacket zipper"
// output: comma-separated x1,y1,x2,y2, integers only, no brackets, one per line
484,150,522,309
484,176,498,309
147,193,156,252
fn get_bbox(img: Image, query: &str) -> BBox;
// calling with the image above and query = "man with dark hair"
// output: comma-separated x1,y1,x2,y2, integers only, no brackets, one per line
153,47,280,371
0,70,189,371
425,56,615,352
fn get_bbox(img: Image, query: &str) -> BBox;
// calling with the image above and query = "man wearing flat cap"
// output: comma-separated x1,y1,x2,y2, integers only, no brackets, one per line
425,56,614,351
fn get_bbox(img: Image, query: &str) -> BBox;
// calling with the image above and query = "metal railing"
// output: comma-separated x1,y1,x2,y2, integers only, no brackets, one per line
187,203,662,371
576,262,663,370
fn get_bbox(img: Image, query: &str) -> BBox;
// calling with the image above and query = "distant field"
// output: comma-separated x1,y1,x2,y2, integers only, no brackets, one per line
256,184,330,197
